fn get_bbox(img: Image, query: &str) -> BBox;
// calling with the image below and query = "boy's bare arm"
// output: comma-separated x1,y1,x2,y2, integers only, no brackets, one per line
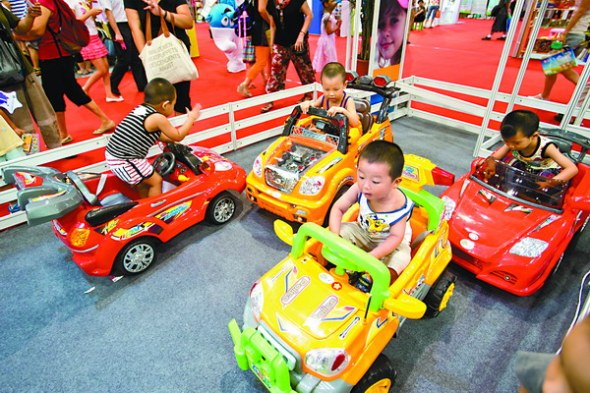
329,184,359,235
149,105,201,142
327,99,360,128
370,219,406,260
545,144,579,182
490,144,510,161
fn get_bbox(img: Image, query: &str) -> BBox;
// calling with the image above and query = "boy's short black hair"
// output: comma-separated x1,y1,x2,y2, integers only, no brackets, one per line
500,109,540,139
144,78,176,106
359,140,405,179
321,62,346,82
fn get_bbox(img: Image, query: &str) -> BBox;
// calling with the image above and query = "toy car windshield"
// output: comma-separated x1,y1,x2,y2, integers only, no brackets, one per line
473,159,567,210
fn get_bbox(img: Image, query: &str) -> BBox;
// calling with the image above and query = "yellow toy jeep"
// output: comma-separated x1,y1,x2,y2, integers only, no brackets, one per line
229,155,456,393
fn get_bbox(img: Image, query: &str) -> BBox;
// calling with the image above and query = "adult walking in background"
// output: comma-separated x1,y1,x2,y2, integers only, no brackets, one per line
1,1,62,148
236,0,270,98
531,0,590,101
23,0,116,143
101,0,147,96
482,0,511,40
424,0,439,28
258,0,315,113
125,0,194,114
68,0,123,103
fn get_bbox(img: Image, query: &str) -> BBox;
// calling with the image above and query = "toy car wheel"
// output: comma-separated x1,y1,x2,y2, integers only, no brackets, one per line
113,237,159,275
424,271,456,318
206,192,237,225
351,354,396,393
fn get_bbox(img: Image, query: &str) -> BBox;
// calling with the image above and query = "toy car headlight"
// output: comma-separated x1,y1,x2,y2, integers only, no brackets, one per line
249,281,264,322
509,238,548,258
253,155,263,177
441,196,456,221
305,348,349,377
299,176,325,195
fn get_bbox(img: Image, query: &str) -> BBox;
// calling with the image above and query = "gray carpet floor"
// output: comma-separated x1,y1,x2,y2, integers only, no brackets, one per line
0,117,588,393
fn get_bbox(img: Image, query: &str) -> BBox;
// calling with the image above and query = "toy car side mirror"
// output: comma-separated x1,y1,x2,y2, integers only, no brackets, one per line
274,220,294,246
383,293,426,319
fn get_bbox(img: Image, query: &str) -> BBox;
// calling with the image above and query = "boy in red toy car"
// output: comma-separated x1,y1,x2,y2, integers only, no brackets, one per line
105,78,201,198
300,62,360,128
329,140,414,285
486,110,578,186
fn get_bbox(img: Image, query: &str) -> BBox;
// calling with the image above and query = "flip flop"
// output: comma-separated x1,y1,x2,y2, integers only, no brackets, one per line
260,102,274,113
237,83,252,97
61,135,73,144
93,121,116,135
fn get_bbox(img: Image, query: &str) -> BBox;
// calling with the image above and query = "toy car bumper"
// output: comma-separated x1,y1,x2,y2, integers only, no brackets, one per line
52,221,113,276
228,319,296,393
245,183,329,224
452,248,545,296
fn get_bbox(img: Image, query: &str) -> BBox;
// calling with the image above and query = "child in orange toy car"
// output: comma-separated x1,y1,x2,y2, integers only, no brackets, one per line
300,62,360,128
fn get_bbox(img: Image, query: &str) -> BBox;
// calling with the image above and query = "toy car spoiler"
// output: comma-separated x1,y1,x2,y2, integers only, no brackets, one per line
2,166,83,226
346,72,399,124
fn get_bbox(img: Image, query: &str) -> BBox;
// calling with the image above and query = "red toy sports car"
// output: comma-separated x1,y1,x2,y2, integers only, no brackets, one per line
441,129,590,296
3,143,247,276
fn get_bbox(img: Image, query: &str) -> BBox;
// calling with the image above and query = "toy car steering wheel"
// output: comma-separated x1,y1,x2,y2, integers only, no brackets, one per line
153,152,176,177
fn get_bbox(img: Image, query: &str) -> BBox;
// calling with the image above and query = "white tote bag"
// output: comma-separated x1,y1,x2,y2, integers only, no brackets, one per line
139,13,198,84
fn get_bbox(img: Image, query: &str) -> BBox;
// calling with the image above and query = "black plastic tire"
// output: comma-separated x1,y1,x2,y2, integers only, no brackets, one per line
424,271,456,318
205,192,237,225
113,237,158,276
351,354,396,393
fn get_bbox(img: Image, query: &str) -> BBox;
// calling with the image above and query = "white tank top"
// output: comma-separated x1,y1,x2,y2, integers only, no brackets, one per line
357,190,414,241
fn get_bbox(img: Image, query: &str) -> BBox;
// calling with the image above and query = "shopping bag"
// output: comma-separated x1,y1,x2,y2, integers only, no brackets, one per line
541,48,577,76
0,19,24,88
139,13,198,84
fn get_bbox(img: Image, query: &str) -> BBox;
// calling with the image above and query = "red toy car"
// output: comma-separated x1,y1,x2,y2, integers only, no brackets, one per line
3,143,247,276
441,129,590,296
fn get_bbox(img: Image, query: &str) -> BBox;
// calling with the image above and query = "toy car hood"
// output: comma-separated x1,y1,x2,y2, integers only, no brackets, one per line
257,258,368,344
448,178,566,256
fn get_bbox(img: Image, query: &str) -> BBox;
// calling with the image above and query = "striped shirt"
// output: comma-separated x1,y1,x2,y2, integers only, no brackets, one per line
106,104,161,159
7,0,27,18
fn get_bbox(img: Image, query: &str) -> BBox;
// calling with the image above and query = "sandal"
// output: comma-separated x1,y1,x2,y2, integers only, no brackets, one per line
93,121,116,135
237,83,252,97
61,135,73,144
260,102,274,113
481,36,492,40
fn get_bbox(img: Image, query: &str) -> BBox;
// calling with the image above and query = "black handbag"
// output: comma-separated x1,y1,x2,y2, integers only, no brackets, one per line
0,14,24,88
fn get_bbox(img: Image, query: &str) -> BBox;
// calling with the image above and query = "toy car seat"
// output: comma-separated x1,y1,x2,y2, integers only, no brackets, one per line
354,98,373,134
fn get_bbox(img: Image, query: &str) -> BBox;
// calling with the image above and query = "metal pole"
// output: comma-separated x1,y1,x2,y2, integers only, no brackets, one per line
398,1,413,79
368,0,381,76
561,61,590,127
345,0,352,70
351,0,362,72
473,0,527,157
507,0,549,113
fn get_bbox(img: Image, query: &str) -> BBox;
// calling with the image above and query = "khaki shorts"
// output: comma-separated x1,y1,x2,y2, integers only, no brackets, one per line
340,222,412,275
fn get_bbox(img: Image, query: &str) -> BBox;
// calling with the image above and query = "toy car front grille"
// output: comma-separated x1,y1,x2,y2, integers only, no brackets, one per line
490,270,517,284
265,166,298,193
453,248,482,268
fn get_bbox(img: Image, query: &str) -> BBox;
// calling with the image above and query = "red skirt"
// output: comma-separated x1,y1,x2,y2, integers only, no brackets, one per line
81,35,108,61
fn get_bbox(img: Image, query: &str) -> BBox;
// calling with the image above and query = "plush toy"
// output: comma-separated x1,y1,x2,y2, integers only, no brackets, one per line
206,0,246,73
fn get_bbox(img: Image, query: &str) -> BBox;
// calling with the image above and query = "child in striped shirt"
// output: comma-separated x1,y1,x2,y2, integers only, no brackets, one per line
105,78,201,198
